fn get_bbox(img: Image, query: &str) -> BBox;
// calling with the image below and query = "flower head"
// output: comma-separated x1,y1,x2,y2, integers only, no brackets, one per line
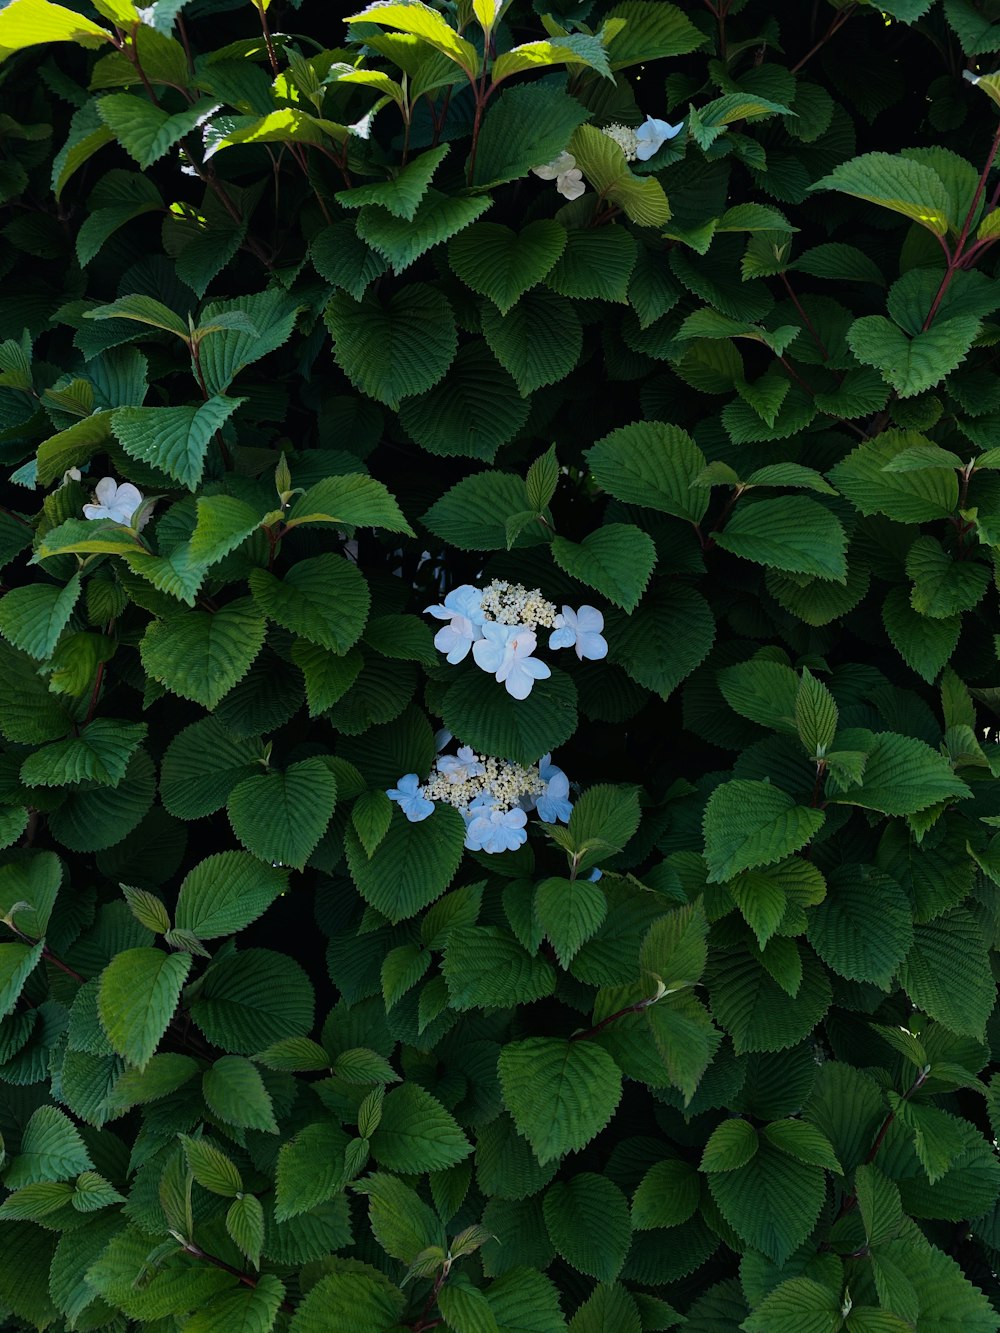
531,151,586,200
425,584,486,664
602,122,639,161
83,477,148,528
386,773,434,822
436,746,486,785
635,115,683,161
464,805,528,854
549,605,609,661
473,622,551,700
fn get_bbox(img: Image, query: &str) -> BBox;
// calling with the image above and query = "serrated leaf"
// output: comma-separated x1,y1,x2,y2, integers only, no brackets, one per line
481,289,583,395
0,0,112,60
703,780,825,883
346,804,465,923
741,1277,840,1333
160,716,266,819
0,574,81,660
472,82,590,188
357,189,490,275
829,429,959,521
442,925,556,1009
499,1037,622,1164
288,1266,405,1332
140,598,265,709
534,879,607,967
174,851,288,939
795,669,838,756
441,665,578,767
98,93,219,168
807,865,913,988
398,341,529,461
882,586,960,683
547,226,637,303
249,554,369,654
369,1083,470,1172
631,1159,700,1229
97,947,191,1068
354,1171,443,1263
898,907,995,1038
543,1174,631,1280
325,284,456,410
180,1133,242,1196
227,757,337,869
3,1105,93,1187
906,536,989,617
285,474,412,534
21,717,146,788
275,1121,348,1221
715,496,847,581
352,789,393,857
450,220,566,314
828,732,970,814
227,1193,264,1268
608,584,715,700
337,144,450,221
812,151,953,236
112,396,242,490
203,1055,277,1132
550,524,655,613
847,314,980,397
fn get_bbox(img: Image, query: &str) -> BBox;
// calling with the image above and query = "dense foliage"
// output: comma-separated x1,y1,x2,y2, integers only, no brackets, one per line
3,0,1000,1327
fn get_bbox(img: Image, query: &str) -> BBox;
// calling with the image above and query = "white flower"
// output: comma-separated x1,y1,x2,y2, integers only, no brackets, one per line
436,746,485,785
635,115,684,161
60,467,82,487
549,605,609,661
602,122,639,161
386,774,435,822
465,805,528,854
83,477,148,528
473,622,552,700
531,151,586,200
425,584,485,664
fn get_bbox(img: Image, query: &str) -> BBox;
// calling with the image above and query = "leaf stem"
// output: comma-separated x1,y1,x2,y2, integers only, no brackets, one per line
570,992,661,1042
790,2,857,75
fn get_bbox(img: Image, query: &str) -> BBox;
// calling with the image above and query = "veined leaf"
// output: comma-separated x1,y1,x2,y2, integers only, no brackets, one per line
227,757,337,870
499,1037,622,1164
703,780,825,883
449,220,567,315
140,599,266,708
346,1,480,74
97,947,191,1068
812,151,953,236
0,0,112,60
112,397,243,490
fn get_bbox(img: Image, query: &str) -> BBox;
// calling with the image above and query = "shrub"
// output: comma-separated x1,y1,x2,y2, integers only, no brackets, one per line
1,0,1000,1328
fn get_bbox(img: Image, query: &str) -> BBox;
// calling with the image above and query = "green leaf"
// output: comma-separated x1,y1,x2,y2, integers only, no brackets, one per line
608,584,715,700
847,314,980,398
499,1037,622,1164
829,732,971,815
944,0,1000,53
547,226,638,303
441,665,578,767
493,32,611,83
174,851,288,939
717,658,799,733
84,293,190,338
0,0,111,60
812,151,953,236
325,284,456,410
196,288,301,395
0,574,81,660
97,947,191,1068
898,907,995,1038
741,1277,841,1333
97,93,219,168
3,1105,93,1186
190,948,314,1054
112,397,243,490
140,598,266,708
180,1133,242,1196
807,866,913,987
293,641,364,716
346,0,479,73
289,1266,405,1332
703,780,825,883
227,1193,264,1268
568,125,671,227
0,851,61,937
398,341,530,462
640,899,708,987
160,716,265,819
208,108,349,155
795,669,838,756
183,1276,286,1333
442,925,556,1009
708,1136,826,1264
249,555,369,654
189,495,262,565
275,1121,348,1221
631,1159,700,1230
345,804,466,923
354,1171,443,1263
715,496,847,581
285,474,412,534
551,524,656,613
337,145,450,221
471,82,590,188
311,220,387,299
227,758,337,870
21,718,146,788
481,288,583,396
585,421,708,523
543,1174,631,1279
369,1083,471,1172
357,189,491,275
450,221,566,315
351,789,393,858
534,879,607,967
830,430,959,521
882,587,960,683
604,0,706,67
906,536,989,617
202,1055,277,1132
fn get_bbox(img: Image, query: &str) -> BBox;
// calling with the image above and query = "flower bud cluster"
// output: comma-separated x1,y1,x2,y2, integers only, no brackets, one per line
425,582,609,700
387,746,573,855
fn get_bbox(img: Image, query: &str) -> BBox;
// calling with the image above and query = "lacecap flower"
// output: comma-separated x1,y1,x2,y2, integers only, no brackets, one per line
535,754,573,823
531,151,586,200
549,605,609,661
386,773,434,822
465,804,528,854
473,622,552,700
83,477,149,528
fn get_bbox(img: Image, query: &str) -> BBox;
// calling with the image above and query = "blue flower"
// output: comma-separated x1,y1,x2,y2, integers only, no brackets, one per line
473,622,551,699
436,746,485,784
549,605,608,661
465,805,528,854
586,868,603,882
536,753,573,823
635,115,683,161
425,584,486,664
386,773,434,822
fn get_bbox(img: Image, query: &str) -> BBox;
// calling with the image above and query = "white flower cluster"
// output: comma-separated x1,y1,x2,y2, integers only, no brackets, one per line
387,741,573,855
81,477,151,530
425,580,608,699
531,115,684,199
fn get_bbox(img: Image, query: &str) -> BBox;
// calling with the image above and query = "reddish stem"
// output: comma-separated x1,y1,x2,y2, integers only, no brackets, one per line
923,120,1000,332
571,992,661,1042
791,3,857,74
